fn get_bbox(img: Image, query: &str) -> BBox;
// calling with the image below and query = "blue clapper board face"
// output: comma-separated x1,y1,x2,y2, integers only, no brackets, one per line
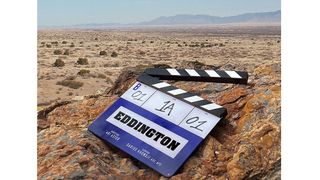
88,68,248,177
88,82,223,177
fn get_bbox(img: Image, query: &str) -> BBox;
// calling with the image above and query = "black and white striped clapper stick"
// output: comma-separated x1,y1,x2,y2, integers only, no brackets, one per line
89,67,249,177
144,68,248,84
137,73,227,118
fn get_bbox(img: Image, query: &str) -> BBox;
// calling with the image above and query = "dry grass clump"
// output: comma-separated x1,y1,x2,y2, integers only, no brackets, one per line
62,41,67,44
63,49,70,55
97,73,106,79
77,58,89,65
53,59,65,67
99,50,107,56
56,79,83,89
70,43,75,47
53,49,63,55
77,69,90,76
111,51,118,57
46,44,52,48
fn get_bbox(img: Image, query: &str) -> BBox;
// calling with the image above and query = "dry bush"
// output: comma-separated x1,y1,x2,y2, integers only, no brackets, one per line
77,69,90,76
63,49,70,55
97,73,106,79
53,49,63,55
62,41,67,44
99,50,107,56
153,64,171,68
70,43,75,47
46,44,52,48
53,59,65,67
137,50,145,55
77,58,89,65
65,76,76,80
56,80,83,89
111,51,118,57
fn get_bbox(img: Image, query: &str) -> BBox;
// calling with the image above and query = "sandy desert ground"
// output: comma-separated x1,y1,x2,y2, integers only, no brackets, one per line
38,25,281,179
37,25,280,107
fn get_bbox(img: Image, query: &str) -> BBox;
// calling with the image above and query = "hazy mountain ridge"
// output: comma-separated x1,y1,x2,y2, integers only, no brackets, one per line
141,10,280,25
39,10,280,29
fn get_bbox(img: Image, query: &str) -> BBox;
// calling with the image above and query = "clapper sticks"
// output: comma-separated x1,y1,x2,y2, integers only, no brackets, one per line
88,67,248,177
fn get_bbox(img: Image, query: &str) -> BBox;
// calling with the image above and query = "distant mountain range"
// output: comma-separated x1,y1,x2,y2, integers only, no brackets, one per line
139,10,280,25
40,10,280,29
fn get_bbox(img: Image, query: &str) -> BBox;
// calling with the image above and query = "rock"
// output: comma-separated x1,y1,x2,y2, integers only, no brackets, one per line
38,63,281,179
73,96,84,101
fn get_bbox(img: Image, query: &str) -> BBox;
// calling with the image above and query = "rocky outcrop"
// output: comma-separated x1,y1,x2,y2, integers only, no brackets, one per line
38,62,281,180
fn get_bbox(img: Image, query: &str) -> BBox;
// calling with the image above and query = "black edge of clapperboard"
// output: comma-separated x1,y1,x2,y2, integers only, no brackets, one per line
137,73,227,119
144,68,248,84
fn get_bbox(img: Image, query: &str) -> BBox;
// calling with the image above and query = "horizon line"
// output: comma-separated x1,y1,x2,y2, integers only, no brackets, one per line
38,9,281,28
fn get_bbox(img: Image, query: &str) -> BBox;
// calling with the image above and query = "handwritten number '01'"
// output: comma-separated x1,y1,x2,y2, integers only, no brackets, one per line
185,117,206,132
131,91,146,101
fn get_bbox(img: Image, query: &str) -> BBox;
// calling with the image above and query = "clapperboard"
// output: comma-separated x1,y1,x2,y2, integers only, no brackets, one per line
88,68,248,177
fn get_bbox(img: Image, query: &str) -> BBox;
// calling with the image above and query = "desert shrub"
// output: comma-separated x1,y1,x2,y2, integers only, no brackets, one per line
137,50,145,55
63,49,70,55
41,42,45,45
97,73,106,79
53,59,65,67
46,44,52,48
70,43,75,47
77,58,89,65
218,43,225,47
178,44,182,47
104,62,120,67
94,38,98,40
68,92,73,96
56,80,83,89
95,44,99,47
51,41,58,45
77,69,90,76
62,41,67,44
142,40,146,44
111,51,118,57
53,49,63,55
187,60,206,69
277,40,280,43
150,41,154,43
79,41,83,44
153,64,171,68
99,50,107,56
65,76,76,80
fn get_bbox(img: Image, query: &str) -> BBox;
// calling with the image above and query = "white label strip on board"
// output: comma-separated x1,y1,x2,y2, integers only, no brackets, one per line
106,106,188,158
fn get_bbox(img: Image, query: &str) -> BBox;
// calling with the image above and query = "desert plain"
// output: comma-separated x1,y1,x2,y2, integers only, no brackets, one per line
38,25,281,179
37,25,280,106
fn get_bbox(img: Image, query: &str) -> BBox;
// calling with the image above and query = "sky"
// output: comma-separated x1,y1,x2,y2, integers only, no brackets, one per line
38,0,280,26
